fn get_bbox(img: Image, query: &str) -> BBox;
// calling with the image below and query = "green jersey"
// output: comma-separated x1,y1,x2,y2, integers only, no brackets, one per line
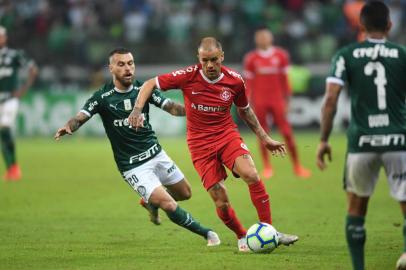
81,80,169,172
328,39,406,152
0,47,34,101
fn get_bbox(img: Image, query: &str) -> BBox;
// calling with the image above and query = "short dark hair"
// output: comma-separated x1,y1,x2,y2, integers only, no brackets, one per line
360,1,390,32
108,47,131,63
254,25,270,32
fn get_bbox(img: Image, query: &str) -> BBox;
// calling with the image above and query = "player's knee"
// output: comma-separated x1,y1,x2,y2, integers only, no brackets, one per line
175,182,192,201
182,186,192,200
159,199,177,212
240,170,260,184
215,200,231,210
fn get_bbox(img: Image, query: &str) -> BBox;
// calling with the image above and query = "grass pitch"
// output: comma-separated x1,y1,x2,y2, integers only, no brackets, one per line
0,133,402,270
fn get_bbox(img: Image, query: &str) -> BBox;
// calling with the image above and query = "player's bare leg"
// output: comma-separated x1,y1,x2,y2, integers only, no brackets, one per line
257,139,273,179
273,109,311,179
208,181,247,251
140,179,192,225
233,154,298,246
396,201,406,270
148,186,220,246
254,106,274,179
165,178,192,201
346,192,369,270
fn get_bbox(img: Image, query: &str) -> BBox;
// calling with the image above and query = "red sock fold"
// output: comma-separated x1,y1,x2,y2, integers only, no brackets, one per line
248,180,272,224
216,206,246,239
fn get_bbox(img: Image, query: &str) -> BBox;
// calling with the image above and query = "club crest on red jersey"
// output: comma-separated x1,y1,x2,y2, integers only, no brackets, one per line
220,88,231,101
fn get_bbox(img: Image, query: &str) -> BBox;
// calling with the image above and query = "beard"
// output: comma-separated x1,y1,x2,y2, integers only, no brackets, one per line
117,75,133,87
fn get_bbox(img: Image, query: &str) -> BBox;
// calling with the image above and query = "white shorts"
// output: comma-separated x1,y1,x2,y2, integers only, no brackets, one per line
122,150,185,202
345,151,406,201
0,98,18,127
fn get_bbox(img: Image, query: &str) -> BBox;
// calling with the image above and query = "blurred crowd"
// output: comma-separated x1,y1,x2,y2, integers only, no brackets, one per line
1,0,405,87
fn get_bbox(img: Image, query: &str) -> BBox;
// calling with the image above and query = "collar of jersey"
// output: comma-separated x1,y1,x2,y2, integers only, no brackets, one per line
114,85,134,93
366,38,386,43
257,47,274,57
0,47,8,53
199,69,224,84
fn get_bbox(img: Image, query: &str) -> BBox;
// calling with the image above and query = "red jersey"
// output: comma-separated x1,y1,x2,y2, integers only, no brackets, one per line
156,64,249,149
243,47,291,106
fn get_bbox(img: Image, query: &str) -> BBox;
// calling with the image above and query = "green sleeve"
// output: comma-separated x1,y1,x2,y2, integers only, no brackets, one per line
148,89,169,109
326,48,347,86
81,91,101,117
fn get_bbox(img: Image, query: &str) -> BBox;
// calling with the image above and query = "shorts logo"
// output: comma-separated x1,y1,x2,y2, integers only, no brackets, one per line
241,143,248,151
167,164,176,174
220,88,231,101
137,186,147,197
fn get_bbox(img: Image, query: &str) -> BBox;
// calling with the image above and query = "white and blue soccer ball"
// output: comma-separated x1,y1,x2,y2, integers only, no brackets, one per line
246,222,279,253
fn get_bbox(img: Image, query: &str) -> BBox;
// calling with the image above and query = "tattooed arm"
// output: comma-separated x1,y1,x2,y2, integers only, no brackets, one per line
162,100,186,116
237,106,286,156
54,112,90,140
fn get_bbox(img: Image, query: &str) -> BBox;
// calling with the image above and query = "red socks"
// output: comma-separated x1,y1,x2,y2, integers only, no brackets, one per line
216,206,246,239
248,180,272,224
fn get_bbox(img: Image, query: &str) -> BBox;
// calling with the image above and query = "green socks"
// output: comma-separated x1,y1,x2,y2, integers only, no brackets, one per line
166,206,210,238
0,128,16,168
346,215,366,270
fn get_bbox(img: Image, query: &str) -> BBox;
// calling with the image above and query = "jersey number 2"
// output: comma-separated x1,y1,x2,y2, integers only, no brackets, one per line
364,62,387,110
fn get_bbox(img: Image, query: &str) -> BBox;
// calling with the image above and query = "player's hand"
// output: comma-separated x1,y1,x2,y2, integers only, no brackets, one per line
54,126,72,141
316,141,332,170
263,137,286,157
128,107,144,130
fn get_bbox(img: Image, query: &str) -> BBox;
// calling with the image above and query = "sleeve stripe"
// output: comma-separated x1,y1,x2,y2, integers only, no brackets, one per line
326,77,344,86
161,98,169,109
155,76,161,89
80,110,92,117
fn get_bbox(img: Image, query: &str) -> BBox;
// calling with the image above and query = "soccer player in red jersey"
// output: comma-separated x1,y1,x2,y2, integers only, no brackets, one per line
128,37,299,251
243,27,311,179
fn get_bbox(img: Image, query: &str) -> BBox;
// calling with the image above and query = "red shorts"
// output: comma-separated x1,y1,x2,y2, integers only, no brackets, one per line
190,136,250,190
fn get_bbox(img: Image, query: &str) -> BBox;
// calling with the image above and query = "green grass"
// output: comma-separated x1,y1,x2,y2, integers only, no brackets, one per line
0,132,402,270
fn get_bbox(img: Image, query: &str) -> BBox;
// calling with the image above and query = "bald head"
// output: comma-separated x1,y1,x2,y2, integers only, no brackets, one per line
198,37,222,53
197,37,224,80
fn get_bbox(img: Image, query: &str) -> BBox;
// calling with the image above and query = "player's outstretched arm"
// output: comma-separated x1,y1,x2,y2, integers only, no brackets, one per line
129,78,156,128
54,112,90,141
237,106,286,157
317,83,342,170
162,100,185,116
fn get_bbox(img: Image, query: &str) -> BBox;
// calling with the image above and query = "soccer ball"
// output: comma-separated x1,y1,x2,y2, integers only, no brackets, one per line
246,222,279,253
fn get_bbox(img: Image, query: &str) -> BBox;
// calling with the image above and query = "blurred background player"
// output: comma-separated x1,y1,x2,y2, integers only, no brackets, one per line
243,27,311,179
0,25,38,181
54,48,220,247
316,2,406,270
129,37,298,252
